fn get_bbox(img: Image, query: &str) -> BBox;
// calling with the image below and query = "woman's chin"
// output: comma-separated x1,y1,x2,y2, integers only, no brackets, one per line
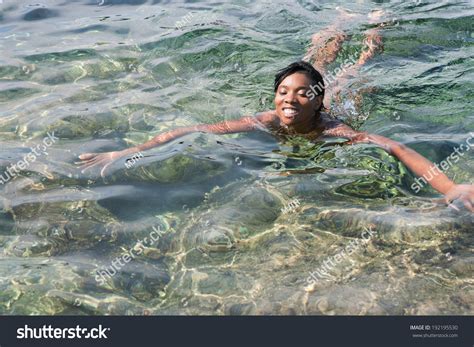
280,115,296,125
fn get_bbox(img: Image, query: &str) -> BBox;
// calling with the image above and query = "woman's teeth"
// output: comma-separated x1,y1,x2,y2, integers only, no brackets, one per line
283,108,298,117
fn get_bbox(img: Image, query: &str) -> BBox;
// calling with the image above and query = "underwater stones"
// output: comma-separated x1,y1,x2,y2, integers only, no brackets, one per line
406,300,444,315
46,289,150,315
334,174,402,199
450,290,473,311
106,261,170,302
134,154,223,184
0,259,81,314
47,112,129,139
225,302,255,315
450,256,474,277
46,291,101,314
42,120,80,139
196,227,235,253
23,8,58,21
4,215,119,256
4,234,59,257
116,103,164,131
2,181,121,255
64,219,119,244
163,268,256,314
252,289,301,315
312,206,462,242
83,60,129,80
43,66,88,85
182,184,282,254
196,269,252,297
0,87,40,103
306,286,382,315
25,49,98,64
104,152,226,185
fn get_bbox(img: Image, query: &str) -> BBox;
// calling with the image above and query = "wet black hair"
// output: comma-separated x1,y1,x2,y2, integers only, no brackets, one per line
274,61,325,105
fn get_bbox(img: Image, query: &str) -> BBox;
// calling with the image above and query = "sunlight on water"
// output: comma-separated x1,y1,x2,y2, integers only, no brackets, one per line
0,0,473,315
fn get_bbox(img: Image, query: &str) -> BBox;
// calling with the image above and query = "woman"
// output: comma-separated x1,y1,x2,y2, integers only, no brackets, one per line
79,15,474,212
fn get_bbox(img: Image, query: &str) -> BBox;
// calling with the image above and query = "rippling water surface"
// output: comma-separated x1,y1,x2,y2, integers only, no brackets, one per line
0,0,473,315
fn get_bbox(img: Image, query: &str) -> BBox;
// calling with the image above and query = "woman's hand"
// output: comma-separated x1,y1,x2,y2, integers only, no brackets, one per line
78,151,126,177
347,131,370,145
444,184,474,212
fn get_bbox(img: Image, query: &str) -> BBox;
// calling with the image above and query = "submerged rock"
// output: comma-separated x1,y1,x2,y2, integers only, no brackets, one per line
46,111,129,139
180,181,284,254
101,261,171,302
1,178,120,256
23,8,58,21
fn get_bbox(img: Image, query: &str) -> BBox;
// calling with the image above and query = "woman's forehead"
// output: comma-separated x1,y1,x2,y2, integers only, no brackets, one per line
279,72,311,87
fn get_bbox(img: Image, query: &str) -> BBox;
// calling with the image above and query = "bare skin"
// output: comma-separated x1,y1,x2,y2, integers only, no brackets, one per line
79,17,474,212
305,10,384,108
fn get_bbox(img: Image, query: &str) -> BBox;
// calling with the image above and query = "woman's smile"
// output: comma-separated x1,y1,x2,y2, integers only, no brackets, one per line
282,107,300,119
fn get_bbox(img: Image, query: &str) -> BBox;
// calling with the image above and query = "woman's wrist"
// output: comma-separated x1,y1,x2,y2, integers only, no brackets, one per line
120,148,138,156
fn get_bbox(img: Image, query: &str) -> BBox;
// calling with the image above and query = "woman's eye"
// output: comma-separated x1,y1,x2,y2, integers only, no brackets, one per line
279,90,287,95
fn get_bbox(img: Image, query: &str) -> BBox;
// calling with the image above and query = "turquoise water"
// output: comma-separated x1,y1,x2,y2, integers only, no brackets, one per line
0,0,473,315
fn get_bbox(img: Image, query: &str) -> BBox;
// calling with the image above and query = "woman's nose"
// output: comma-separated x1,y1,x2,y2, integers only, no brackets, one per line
284,93,297,103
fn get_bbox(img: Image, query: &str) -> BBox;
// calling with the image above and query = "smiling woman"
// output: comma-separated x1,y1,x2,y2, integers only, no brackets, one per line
1,0,473,321
273,62,325,132
78,56,474,211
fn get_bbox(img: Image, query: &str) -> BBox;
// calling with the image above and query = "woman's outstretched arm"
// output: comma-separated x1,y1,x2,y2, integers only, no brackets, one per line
78,112,277,176
322,121,474,212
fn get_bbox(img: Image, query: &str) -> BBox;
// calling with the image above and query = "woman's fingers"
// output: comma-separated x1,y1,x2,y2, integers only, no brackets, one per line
447,202,460,212
76,153,99,166
444,192,474,213
100,162,113,178
80,160,101,173
79,155,100,166
77,157,99,166
462,199,474,212
460,195,474,212
77,152,119,176
80,156,107,173
78,153,96,160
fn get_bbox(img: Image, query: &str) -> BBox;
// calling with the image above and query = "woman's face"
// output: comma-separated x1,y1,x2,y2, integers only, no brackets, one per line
274,72,322,127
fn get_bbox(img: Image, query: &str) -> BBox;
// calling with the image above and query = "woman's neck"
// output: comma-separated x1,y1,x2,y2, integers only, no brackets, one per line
283,111,321,134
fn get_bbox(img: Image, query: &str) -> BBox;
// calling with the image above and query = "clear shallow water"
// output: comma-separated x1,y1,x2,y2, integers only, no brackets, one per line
0,0,473,315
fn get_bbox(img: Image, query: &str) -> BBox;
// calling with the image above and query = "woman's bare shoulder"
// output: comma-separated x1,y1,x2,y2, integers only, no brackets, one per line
319,112,345,128
255,110,278,122
254,110,280,129
318,112,362,139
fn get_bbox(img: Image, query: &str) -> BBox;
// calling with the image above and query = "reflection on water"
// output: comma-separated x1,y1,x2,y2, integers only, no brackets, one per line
0,0,473,315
